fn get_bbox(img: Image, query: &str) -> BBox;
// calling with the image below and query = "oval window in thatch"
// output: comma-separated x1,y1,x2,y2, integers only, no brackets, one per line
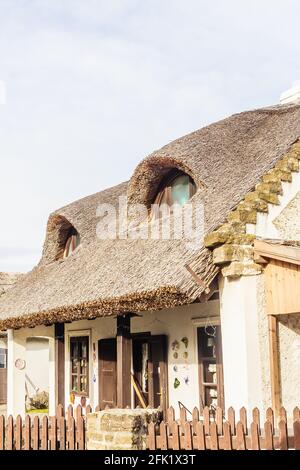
63,227,81,258
151,170,196,219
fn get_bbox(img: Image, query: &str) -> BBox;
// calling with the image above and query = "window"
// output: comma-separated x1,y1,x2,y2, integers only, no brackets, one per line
197,326,224,412
152,170,196,219
0,348,7,369
63,227,80,258
70,336,89,395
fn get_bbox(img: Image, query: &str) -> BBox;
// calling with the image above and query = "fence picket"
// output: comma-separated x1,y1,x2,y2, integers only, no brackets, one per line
68,416,76,450
239,408,247,434
203,407,210,435
223,421,232,450
293,419,300,450
171,421,180,450
167,406,175,424
252,408,260,432
216,407,223,435
7,416,13,450
41,416,48,450
24,415,31,450
264,421,274,450
59,416,66,450
183,422,192,450
250,422,260,450
210,422,219,450
0,415,4,450
236,421,246,450
278,419,288,450
279,406,287,423
293,407,300,422
179,407,187,426
148,422,156,450
194,421,206,450
15,415,22,450
266,407,274,433
77,415,85,450
227,407,236,435
50,416,57,450
32,416,40,450
159,422,168,450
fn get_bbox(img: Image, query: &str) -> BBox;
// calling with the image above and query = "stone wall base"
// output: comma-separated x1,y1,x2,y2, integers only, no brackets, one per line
86,408,162,450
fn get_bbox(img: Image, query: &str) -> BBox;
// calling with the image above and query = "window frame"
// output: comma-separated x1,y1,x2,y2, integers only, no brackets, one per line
63,227,80,258
69,336,89,396
151,169,196,219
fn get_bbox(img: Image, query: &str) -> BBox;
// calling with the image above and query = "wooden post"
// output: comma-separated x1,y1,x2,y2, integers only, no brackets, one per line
268,315,281,416
117,315,132,408
55,323,65,408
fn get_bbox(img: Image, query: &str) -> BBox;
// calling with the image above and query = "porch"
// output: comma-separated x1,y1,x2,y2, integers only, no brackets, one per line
5,299,228,418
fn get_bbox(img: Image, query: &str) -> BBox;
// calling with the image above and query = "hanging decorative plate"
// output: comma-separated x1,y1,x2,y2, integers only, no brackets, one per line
15,358,26,370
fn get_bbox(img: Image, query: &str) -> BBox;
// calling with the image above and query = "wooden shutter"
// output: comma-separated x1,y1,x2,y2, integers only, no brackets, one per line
98,338,117,409
148,335,168,414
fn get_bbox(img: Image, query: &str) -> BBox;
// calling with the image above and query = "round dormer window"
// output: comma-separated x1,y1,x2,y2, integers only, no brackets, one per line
151,170,196,218
63,227,80,258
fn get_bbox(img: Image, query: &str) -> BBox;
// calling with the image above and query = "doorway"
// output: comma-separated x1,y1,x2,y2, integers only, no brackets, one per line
98,334,168,413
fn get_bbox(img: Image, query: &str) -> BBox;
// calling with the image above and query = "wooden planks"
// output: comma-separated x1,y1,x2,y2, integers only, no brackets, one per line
147,405,300,451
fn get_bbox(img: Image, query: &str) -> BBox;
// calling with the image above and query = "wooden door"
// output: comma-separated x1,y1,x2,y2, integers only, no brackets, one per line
98,338,117,410
0,348,7,405
133,335,168,413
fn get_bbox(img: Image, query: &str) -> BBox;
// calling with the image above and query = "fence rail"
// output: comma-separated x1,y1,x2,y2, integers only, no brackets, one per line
147,405,300,450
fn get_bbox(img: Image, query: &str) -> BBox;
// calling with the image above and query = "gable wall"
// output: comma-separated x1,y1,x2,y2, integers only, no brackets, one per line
253,180,300,414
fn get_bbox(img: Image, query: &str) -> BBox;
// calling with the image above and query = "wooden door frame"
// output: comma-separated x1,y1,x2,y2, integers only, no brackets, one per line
197,324,225,412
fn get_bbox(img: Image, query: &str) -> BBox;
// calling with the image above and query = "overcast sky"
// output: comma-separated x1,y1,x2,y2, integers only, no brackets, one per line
0,0,299,272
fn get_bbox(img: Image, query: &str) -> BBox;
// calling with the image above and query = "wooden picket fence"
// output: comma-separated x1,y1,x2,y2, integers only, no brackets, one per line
147,405,300,450
0,404,91,450
2,404,300,450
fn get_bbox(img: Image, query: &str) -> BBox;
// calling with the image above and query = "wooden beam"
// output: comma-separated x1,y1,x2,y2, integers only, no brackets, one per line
254,239,300,266
185,264,212,294
117,315,132,408
55,323,65,408
268,315,281,416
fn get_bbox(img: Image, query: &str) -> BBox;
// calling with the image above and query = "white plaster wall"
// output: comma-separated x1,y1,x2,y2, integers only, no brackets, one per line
7,325,55,416
26,337,49,396
219,275,263,412
65,300,220,415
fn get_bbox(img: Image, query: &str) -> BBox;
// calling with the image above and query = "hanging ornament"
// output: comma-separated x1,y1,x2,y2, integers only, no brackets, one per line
174,378,180,389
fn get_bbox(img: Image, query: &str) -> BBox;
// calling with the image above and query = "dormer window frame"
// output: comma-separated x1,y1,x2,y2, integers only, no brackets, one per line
151,169,197,219
63,226,80,259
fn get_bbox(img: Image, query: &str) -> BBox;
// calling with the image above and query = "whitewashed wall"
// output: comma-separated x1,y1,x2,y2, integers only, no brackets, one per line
251,173,300,414
25,337,50,396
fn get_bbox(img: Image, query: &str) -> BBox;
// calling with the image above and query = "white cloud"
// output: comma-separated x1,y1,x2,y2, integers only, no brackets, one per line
0,0,300,271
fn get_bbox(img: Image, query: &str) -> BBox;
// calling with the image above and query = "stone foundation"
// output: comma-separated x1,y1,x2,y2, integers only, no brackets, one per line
86,408,162,450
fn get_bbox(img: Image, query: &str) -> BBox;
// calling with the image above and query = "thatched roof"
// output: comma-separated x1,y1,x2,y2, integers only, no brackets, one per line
0,273,24,297
1,103,300,329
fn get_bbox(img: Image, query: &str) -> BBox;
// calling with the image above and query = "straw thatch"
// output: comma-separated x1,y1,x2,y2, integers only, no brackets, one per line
0,273,24,297
1,103,300,329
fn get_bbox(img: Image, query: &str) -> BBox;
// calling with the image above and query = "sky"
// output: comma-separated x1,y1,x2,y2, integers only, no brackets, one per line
0,0,300,272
